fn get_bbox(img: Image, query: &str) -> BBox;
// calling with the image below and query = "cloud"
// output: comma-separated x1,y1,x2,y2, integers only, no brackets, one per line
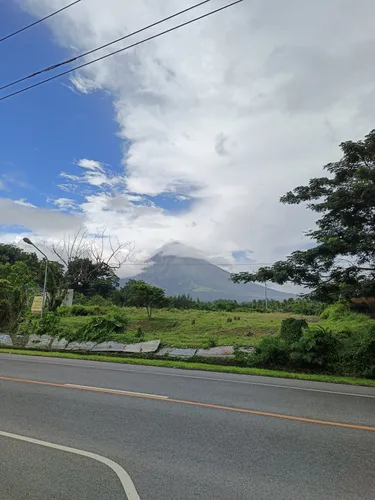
10,0,375,276
14,199,36,208
60,159,124,188
0,198,82,235
69,75,102,95
51,197,79,211
76,158,105,172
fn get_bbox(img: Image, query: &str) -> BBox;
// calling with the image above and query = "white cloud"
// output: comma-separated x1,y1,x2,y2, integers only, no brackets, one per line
9,0,375,275
0,198,82,234
76,159,105,172
69,75,102,95
14,199,36,208
52,197,79,211
60,159,124,188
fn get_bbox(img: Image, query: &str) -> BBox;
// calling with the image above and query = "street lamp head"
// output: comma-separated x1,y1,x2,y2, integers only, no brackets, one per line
23,237,33,245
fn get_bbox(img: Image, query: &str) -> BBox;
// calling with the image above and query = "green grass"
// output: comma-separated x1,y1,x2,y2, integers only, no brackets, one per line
62,308,319,348
2,348,375,387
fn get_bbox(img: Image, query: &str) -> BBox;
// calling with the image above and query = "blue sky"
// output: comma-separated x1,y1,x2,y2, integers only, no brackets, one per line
0,3,124,209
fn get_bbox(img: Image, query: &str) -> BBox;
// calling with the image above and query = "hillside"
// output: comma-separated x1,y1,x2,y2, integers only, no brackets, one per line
121,243,293,301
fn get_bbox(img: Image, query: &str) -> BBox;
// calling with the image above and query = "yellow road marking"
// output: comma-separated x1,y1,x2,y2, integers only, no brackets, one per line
1,375,375,432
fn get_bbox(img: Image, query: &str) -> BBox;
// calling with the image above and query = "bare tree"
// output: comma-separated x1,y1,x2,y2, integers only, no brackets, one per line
51,228,134,284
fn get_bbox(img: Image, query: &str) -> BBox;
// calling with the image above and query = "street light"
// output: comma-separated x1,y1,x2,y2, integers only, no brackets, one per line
23,237,48,317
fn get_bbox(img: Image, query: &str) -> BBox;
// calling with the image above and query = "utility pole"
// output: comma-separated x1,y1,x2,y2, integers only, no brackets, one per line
23,237,49,317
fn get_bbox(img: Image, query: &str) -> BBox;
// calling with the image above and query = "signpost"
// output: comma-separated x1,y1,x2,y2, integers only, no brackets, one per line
31,296,43,315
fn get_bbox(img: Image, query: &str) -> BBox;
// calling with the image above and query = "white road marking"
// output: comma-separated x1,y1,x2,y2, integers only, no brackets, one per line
1,353,375,399
0,430,141,500
64,383,169,399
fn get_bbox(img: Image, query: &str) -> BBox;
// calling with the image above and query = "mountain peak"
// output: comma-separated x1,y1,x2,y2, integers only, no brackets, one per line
152,241,206,260
122,242,294,301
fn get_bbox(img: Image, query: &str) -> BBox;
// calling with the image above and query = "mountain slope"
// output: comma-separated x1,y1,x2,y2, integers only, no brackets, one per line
122,246,293,301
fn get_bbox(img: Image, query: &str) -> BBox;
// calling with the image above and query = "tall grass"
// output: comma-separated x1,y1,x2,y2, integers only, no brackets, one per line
61,308,317,348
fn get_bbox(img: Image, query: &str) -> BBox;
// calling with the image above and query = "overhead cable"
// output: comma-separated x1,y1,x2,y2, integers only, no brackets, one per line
0,0,82,43
0,0,213,92
0,0,243,102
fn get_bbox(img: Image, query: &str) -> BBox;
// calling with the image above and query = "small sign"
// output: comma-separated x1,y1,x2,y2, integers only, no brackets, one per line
31,296,43,315
62,289,74,307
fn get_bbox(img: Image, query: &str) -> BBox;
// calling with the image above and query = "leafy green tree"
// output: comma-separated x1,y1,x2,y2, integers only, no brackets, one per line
0,244,39,276
232,130,375,301
65,257,119,298
0,262,37,331
124,280,166,319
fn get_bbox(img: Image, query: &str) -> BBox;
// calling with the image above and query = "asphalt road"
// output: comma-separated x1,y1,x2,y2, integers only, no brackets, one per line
1,353,375,499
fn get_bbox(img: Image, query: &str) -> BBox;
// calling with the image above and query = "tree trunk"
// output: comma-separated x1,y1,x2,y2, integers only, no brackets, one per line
146,305,152,319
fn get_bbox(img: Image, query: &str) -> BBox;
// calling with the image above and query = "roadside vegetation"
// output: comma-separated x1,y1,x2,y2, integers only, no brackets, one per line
2,130,375,381
58,306,317,348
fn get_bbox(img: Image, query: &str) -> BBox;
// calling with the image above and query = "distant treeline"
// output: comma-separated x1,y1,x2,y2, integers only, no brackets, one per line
165,295,324,315
110,291,324,316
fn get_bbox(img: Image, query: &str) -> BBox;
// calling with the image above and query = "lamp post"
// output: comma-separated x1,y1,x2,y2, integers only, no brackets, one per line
23,237,48,317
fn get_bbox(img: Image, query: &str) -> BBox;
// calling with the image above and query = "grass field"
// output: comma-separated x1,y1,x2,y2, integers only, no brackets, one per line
61,308,319,348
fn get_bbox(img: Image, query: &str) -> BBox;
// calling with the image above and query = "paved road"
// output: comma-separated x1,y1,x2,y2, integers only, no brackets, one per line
1,353,375,499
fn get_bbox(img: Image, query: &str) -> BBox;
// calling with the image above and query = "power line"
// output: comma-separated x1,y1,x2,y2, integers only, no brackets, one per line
111,262,274,267
0,0,82,43
0,0,214,92
0,0,243,103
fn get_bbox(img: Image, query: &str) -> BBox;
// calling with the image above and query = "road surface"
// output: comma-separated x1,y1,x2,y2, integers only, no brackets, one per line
1,352,375,499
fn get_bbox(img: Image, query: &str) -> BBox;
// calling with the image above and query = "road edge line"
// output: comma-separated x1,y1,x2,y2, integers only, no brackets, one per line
0,430,141,500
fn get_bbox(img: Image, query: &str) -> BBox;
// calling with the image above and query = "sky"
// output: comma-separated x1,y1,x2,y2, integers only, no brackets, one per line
1,0,375,282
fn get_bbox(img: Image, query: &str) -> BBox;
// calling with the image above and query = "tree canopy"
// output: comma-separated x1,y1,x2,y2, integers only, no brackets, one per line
0,244,39,276
231,129,375,301
122,280,166,318
65,257,119,298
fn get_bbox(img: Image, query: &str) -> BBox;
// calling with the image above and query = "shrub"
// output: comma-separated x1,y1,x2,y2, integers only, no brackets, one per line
191,319,196,325
252,336,290,367
18,312,66,338
289,326,339,370
226,317,233,323
320,301,351,320
56,306,71,317
70,305,107,316
335,324,375,377
72,292,90,305
89,295,112,307
207,336,217,348
280,318,308,344
71,311,130,343
135,326,145,340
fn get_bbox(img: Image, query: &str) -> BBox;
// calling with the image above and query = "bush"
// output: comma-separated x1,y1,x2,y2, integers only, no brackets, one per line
18,312,66,337
72,311,130,343
320,301,351,320
280,318,308,344
56,306,71,317
335,324,375,377
70,305,107,316
72,292,90,305
252,336,290,367
135,326,145,340
89,295,112,307
289,326,339,370
207,336,217,348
